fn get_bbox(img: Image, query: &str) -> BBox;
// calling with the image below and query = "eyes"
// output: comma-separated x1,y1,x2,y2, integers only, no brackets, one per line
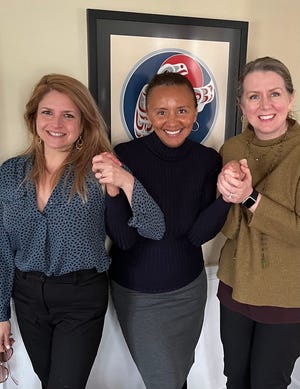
155,107,190,116
248,91,281,101
39,109,78,119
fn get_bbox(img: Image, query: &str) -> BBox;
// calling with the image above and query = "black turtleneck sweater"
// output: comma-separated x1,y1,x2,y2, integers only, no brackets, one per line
106,132,231,293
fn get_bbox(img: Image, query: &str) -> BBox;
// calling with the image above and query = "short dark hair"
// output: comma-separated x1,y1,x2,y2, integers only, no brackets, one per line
145,72,198,109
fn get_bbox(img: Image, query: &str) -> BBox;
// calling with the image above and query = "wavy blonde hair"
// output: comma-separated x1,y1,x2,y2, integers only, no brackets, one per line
23,73,112,201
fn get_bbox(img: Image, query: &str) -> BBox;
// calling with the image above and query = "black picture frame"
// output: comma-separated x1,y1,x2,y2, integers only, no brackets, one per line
87,9,248,145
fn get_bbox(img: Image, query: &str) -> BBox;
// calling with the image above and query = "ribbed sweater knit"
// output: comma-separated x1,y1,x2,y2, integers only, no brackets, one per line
106,132,231,293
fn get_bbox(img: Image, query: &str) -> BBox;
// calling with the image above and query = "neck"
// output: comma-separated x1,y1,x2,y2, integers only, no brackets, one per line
44,149,69,174
253,126,288,141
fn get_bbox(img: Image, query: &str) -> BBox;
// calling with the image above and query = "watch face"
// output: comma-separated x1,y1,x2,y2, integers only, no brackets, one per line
242,190,259,208
243,197,256,208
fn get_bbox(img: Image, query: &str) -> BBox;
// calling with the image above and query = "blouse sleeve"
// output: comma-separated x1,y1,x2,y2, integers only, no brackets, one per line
0,197,15,321
105,177,165,250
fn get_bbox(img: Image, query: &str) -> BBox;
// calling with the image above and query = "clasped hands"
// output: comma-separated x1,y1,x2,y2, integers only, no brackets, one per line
92,152,134,199
217,159,253,203
93,153,253,205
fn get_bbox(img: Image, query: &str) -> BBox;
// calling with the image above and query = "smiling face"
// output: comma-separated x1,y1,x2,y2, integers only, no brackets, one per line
36,90,82,154
240,70,294,140
146,84,198,148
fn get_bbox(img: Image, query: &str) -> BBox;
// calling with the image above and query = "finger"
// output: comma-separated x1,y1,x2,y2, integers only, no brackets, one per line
101,152,122,166
91,160,104,172
222,175,241,188
239,158,248,167
92,154,105,164
4,334,11,350
222,170,241,180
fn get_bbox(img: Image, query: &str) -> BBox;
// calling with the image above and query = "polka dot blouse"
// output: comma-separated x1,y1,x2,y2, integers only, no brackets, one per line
0,156,165,321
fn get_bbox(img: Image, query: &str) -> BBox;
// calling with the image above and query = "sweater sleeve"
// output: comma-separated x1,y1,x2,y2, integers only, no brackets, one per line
187,156,231,246
105,177,165,250
248,178,300,248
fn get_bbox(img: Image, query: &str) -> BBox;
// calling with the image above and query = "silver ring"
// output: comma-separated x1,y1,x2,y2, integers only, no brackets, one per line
228,192,234,199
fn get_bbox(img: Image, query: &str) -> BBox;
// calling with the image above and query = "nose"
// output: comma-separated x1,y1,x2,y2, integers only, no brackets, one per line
166,111,178,126
260,95,271,109
52,115,63,127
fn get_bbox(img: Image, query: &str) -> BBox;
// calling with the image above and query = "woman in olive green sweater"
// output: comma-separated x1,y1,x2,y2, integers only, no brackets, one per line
217,57,300,389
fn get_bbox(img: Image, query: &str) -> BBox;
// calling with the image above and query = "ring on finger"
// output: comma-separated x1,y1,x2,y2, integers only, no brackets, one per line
228,192,234,199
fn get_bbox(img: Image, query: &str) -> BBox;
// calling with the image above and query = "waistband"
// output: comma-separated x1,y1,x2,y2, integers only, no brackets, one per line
15,268,103,283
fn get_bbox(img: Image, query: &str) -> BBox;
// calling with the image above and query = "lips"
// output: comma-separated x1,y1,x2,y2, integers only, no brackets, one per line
48,131,65,137
258,114,275,120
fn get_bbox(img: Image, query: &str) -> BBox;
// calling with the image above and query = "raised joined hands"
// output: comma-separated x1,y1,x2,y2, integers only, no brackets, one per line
217,159,253,203
92,152,135,203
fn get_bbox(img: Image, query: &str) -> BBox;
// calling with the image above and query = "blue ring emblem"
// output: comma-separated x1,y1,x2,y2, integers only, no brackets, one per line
121,50,218,144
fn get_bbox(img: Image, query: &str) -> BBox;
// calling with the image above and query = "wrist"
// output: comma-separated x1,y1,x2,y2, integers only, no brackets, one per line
121,174,134,193
106,184,120,197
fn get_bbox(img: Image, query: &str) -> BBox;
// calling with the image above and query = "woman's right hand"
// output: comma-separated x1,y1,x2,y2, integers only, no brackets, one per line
92,152,135,203
0,320,13,352
218,159,253,203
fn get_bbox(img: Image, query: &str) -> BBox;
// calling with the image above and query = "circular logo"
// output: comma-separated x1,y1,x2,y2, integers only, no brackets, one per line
121,49,218,143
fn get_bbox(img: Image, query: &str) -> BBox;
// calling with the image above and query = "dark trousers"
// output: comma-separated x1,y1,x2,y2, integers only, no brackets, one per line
220,303,300,389
13,268,108,389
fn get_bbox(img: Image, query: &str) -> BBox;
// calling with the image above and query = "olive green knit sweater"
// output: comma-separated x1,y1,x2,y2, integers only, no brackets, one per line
217,120,300,308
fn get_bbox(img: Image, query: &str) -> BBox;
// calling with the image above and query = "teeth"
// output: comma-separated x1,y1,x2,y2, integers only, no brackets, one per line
165,129,181,135
49,131,64,137
259,115,274,120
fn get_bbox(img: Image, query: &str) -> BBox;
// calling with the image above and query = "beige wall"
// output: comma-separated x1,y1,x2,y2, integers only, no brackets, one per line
1,0,300,265
1,0,300,161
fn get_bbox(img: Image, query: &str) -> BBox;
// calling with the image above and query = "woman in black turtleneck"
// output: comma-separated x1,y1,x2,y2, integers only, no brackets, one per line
93,72,231,389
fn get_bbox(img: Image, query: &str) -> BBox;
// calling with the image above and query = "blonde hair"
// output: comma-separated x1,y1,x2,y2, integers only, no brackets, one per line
23,73,112,201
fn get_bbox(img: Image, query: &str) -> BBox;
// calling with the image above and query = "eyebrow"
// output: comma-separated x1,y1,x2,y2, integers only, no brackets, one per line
247,86,283,93
39,106,78,113
152,105,192,109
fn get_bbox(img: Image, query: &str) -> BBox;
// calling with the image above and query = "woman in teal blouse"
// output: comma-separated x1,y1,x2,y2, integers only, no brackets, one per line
0,73,165,389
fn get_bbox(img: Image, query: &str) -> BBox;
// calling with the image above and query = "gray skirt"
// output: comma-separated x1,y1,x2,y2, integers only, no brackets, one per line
110,270,207,389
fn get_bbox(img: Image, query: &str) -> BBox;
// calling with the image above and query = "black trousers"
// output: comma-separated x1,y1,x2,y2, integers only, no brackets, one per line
220,303,300,389
13,268,108,389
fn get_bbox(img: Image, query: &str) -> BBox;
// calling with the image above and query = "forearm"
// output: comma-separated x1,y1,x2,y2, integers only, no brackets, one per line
188,196,231,246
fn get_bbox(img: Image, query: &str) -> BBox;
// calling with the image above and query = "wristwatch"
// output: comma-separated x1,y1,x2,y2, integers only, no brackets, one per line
242,189,259,209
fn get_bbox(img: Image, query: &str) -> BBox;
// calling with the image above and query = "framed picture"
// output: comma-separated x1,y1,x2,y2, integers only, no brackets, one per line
87,9,248,150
